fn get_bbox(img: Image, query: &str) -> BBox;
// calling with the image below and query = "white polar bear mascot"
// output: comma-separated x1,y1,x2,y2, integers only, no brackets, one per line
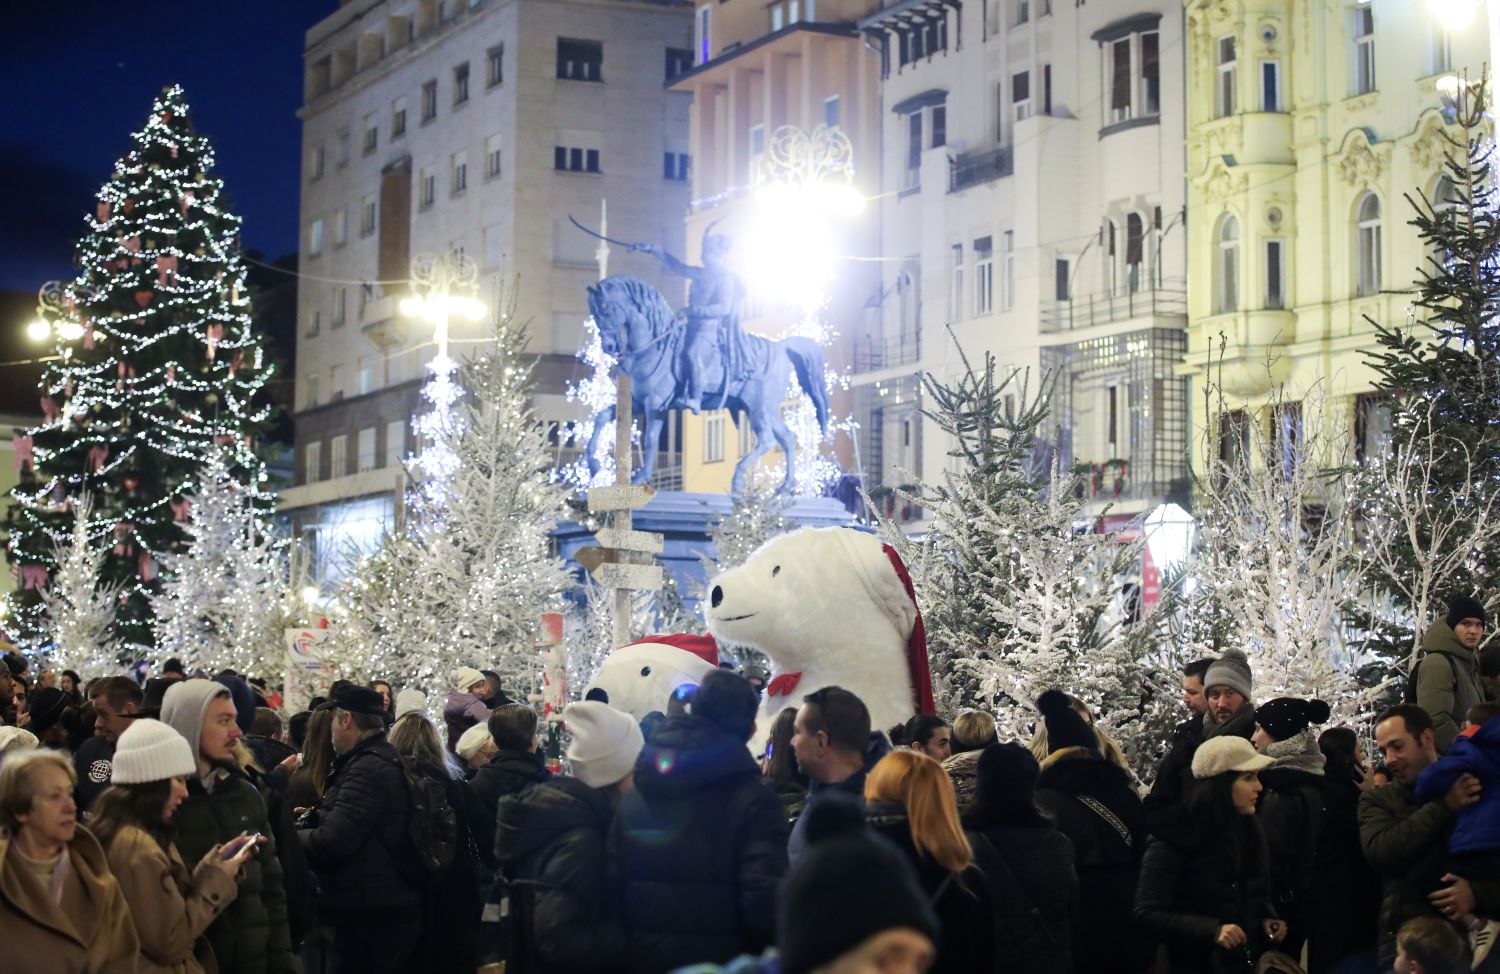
583,633,720,721
706,526,935,751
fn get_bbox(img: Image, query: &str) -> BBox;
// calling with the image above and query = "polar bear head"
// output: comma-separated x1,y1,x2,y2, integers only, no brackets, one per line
583,634,719,722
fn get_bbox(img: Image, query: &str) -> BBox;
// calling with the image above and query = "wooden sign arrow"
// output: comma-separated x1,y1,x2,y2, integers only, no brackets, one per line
587,483,656,512
598,562,664,591
594,527,664,554
574,545,609,574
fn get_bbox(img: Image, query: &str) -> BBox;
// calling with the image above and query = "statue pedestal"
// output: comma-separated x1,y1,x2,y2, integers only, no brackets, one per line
556,492,856,613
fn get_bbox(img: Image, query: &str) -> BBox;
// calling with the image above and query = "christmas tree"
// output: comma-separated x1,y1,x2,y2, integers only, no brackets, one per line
5,84,274,653
1357,76,1500,663
40,496,122,679
151,450,285,679
332,308,571,697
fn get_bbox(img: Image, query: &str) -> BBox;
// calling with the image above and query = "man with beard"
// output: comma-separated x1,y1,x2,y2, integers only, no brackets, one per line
1144,650,1256,830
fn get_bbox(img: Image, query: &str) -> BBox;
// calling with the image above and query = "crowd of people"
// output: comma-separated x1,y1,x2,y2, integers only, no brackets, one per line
0,594,1496,974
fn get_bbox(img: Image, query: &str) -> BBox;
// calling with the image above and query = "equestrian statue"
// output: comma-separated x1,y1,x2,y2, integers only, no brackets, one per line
580,222,830,495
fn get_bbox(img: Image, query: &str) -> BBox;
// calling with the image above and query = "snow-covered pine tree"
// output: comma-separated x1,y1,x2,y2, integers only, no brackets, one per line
151,450,284,679
332,309,572,699
40,495,121,679
5,85,274,652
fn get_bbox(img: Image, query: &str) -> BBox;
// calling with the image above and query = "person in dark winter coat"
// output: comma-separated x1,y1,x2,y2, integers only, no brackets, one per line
298,685,423,974
963,741,1077,974
1145,652,1255,833
159,679,297,974
75,676,145,814
786,685,890,861
1417,596,1489,754
1032,690,1148,974
614,670,790,973
467,704,552,871
1308,727,1381,974
1249,696,1330,959
444,667,492,752
761,706,808,826
493,700,642,974
1136,736,1287,974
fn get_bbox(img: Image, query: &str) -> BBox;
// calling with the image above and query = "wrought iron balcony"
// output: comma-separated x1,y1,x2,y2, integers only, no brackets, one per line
1039,282,1187,333
855,333,922,373
948,147,1013,193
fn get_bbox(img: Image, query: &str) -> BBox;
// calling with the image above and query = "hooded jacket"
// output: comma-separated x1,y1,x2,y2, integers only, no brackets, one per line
1414,716,1500,855
467,749,552,868
101,824,239,974
0,825,138,974
613,714,790,974
1417,620,1486,753
444,691,490,753
494,774,627,974
1256,728,1325,903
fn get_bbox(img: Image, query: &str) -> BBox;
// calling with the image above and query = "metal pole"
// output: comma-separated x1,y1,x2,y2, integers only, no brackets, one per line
612,373,634,649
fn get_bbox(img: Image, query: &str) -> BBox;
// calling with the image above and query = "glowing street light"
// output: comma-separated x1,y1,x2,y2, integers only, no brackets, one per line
1428,0,1483,30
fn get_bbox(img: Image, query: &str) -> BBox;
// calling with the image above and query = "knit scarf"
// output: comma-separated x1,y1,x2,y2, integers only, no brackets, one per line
1264,727,1326,776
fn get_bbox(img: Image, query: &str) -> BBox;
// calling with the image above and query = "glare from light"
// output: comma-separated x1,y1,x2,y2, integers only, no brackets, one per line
744,179,865,312
1437,74,1467,101
26,319,51,342
301,585,321,605
1143,502,1195,578
399,296,424,318
56,321,85,342
1427,0,1481,30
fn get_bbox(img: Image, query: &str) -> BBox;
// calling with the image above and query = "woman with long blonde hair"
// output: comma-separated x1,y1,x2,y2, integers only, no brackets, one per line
866,749,998,974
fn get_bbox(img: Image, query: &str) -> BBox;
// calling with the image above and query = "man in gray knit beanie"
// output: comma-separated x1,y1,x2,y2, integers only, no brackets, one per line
1202,648,1256,736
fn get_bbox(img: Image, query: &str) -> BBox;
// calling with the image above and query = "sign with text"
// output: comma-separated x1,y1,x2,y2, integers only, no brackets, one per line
283,627,333,714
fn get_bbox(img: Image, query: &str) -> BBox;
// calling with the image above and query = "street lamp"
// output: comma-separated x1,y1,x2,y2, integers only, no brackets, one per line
26,280,88,347
1427,0,1498,103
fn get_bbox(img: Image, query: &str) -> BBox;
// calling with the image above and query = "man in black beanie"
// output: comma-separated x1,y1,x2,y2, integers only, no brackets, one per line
1417,594,1490,753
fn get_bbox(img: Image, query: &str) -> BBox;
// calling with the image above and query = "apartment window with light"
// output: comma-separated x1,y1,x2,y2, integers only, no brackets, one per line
1356,192,1382,297
420,169,436,207
663,151,690,181
487,45,504,87
1002,231,1016,309
485,136,502,179
950,244,964,321
308,219,324,257
1261,60,1282,111
391,97,408,138
363,113,378,153
310,144,325,180
360,195,376,236
329,435,347,478
1217,36,1237,116
557,38,603,81
974,236,995,315
1353,6,1375,94
1012,70,1031,121
304,441,321,485
704,411,726,462
451,150,468,194
421,79,438,121
1216,214,1239,312
1265,238,1285,309
453,62,470,105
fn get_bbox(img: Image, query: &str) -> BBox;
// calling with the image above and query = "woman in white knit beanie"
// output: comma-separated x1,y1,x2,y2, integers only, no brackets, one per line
89,718,260,974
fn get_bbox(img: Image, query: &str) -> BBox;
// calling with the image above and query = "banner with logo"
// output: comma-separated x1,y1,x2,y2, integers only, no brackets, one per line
284,627,333,713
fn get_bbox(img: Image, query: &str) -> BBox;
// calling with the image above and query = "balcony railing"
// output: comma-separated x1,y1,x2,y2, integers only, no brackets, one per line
948,147,1013,193
855,334,921,373
1039,282,1187,333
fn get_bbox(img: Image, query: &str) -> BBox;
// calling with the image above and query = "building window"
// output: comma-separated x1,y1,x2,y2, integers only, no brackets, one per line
1141,32,1159,116
974,236,994,315
361,194,377,236
337,128,350,166
451,150,468,194
308,219,324,257
391,97,407,138
1265,238,1285,309
310,144,325,180
1002,231,1016,309
420,169,436,207
1109,38,1131,122
330,435,347,479
304,372,321,408
421,79,438,121
557,38,603,82
357,427,377,472
1217,410,1250,468
385,420,406,469
1431,174,1457,267
1055,258,1070,301
663,151,690,181
994,81,1006,142
1126,213,1144,292
487,44,504,87
824,95,841,129
1353,6,1375,95
903,113,921,190
554,143,601,174
333,287,347,326
1354,393,1394,463
1013,0,1029,26
486,135,503,179
363,113,378,153
1261,60,1282,112
453,62,470,105
306,310,322,338
1043,64,1053,114
1216,214,1239,313
1104,219,1118,294
1430,24,1452,75
1013,70,1031,121
931,105,947,148
333,208,348,247
739,418,755,456
304,441,321,484
1107,31,1159,123
897,16,947,66
1355,192,1382,297
750,124,766,184
950,244,964,321
1217,36,1237,117
704,411,726,462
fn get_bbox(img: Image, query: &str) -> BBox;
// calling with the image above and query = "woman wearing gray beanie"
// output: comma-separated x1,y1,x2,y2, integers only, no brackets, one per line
89,718,260,974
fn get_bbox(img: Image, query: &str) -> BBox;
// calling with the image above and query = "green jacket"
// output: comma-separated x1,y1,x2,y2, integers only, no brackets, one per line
173,771,296,974
1417,620,1486,753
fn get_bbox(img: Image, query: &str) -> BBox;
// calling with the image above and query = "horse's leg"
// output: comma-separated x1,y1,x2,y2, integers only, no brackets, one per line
634,406,665,486
731,404,777,495
586,404,616,478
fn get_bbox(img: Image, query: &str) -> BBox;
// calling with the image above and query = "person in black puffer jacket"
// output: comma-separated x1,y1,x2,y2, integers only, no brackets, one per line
492,700,641,974
963,742,1077,974
614,670,790,973
1032,690,1149,974
1308,727,1381,974
1250,697,1330,960
298,686,423,974
1136,736,1286,974
467,704,552,874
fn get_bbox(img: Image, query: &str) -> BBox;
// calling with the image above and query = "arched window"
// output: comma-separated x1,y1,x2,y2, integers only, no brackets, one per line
1104,219,1118,294
1126,213,1145,292
1356,192,1381,297
1430,175,1457,268
1216,214,1239,313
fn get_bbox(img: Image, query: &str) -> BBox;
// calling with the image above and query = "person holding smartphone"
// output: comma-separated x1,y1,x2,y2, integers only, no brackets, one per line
90,717,260,974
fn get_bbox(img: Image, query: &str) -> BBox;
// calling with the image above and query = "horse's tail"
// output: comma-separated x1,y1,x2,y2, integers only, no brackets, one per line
783,337,829,434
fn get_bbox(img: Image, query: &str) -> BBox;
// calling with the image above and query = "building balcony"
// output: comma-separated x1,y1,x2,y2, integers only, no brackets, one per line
1069,459,1187,508
360,295,410,350
854,333,921,373
948,147,1012,193
1040,281,1187,334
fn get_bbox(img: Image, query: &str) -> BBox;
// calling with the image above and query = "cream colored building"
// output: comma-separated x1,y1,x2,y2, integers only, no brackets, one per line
284,0,691,575
1182,0,1483,463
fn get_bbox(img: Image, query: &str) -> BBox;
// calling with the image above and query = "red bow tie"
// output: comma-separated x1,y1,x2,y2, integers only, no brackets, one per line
766,672,803,698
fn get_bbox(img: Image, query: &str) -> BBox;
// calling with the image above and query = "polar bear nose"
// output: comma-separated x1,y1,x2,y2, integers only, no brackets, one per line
711,585,724,608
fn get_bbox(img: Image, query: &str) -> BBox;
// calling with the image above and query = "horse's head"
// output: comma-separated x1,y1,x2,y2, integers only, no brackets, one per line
587,281,627,359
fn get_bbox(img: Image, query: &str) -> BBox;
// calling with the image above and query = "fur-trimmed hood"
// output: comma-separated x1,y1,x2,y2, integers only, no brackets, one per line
1262,727,1325,778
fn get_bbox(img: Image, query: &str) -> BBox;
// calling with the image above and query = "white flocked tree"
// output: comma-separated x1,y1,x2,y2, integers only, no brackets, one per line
41,495,121,679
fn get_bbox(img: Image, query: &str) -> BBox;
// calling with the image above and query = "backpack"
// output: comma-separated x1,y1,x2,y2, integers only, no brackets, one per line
1401,652,1458,705
383,753,458,878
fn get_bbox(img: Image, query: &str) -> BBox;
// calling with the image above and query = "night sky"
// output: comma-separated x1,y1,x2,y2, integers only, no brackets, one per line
0,2,338,292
